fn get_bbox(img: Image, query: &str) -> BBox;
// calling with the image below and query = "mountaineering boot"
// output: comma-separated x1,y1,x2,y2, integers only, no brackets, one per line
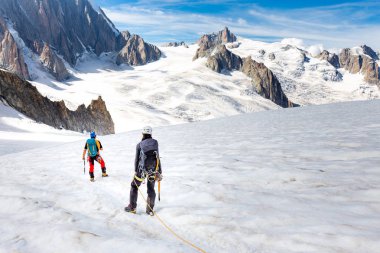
102,168,108,177
146,207,154,216
124,205,136,214
146,197,154,216
89,172,95,182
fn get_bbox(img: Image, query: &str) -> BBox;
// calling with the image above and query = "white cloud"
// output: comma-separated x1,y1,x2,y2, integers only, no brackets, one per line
307,44,325,57
280,38,305,48
103,5,248,40
237,18,247,26
247,2,380,49
101,2,380,50
279,39,325,56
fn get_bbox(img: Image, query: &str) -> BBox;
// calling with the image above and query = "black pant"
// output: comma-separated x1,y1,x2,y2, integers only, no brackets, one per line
129,172,156,209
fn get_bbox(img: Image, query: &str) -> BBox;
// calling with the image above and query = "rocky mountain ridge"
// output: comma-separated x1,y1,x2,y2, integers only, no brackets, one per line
318,45,380,87
198,28,298,108
193,27,237,60
0,69,114,134
162,41,189,48
116,34,161,66
195,27,379,107
0,0,161,81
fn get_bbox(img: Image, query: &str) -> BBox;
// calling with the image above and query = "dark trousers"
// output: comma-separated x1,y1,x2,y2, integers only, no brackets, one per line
129,173,156,209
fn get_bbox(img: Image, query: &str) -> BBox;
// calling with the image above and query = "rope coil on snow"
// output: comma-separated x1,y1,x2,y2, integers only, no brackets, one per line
135,180,207,253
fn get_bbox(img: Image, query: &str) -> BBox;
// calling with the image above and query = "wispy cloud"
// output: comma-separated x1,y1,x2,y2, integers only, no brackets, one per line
101,1,380,50
103,4,246,42
246,2,380,48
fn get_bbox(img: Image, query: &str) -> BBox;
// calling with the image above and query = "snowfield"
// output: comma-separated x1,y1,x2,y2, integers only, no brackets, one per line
29,44,279,133
1,100,380,253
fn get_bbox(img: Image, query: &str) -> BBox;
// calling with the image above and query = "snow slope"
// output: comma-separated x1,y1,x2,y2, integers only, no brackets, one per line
1,100,379,253
0,102,83,155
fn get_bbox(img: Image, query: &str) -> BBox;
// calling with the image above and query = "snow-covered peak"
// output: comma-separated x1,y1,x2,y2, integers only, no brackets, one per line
229,38,379,104
350,46,364,56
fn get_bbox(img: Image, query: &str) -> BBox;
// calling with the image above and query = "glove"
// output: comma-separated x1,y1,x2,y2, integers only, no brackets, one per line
155,172,163,181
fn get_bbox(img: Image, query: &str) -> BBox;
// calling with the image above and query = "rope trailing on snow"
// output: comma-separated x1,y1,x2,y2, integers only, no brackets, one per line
134,180,208,253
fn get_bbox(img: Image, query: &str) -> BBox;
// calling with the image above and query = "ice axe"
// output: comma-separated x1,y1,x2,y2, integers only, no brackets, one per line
158,180,161,201
154,151,161,201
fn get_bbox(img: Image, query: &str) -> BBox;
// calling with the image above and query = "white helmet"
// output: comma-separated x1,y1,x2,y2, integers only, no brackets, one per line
142,126,152,135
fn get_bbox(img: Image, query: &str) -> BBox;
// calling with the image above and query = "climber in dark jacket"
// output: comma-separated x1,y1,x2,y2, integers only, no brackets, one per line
125,126,162,215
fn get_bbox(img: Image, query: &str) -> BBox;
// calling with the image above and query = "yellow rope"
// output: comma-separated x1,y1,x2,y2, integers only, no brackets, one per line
135,180,208,253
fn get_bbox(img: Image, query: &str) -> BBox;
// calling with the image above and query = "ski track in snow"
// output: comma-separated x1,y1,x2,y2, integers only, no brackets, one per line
1,100,380,253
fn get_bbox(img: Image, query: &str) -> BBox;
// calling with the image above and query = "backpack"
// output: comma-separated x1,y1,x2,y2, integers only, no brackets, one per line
138,139,159,175
87,139,100,157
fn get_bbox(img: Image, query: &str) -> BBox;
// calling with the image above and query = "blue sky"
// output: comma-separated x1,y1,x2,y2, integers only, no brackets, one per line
94,0,380,49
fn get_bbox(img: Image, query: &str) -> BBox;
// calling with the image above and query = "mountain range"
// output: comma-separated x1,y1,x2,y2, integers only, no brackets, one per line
0,0,379,134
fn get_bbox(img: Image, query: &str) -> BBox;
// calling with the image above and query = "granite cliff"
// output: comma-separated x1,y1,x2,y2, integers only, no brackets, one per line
0,0,161,80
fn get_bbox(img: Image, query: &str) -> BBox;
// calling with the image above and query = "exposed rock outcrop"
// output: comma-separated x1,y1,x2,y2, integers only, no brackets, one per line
268,53,276,61
0,17,29,79
163,41,188,48
206,45,242,73
339,48,362,74
318,50,340,69
40,43,70,81
361,45,379,60
120,31,131,41
315,46,380,87
242,56,298,108
0,69,114,134
259,49,266,56
193,27,237,60
218,27,237,44
116,34,161,66
339,47,380,86
362,57,380,85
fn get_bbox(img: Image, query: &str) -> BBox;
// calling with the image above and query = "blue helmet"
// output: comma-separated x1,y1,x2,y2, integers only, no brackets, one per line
90,131,96,138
